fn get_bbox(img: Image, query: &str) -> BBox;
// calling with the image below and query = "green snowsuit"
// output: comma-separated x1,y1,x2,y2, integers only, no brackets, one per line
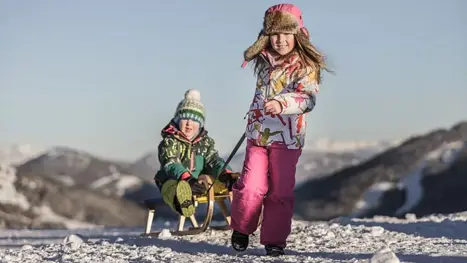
154,121,231,215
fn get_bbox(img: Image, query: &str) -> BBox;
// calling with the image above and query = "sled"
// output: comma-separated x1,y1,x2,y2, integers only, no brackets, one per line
141,174,236,236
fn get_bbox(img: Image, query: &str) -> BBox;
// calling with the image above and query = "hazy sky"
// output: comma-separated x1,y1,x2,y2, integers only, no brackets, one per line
1,0,466,160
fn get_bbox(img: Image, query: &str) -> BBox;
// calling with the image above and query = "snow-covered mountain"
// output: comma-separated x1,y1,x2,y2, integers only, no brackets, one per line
0,162,147,229
0,144,43,166
0,146,163,228
2,120,467,230
14,146,160,202
128,152,159,182
294,121,467,221
131,138,398,188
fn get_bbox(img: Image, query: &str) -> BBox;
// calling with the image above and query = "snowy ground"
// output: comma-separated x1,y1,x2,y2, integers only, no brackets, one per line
1,214,467,263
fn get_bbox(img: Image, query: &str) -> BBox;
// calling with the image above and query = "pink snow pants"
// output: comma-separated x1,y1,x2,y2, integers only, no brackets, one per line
230,140,302,248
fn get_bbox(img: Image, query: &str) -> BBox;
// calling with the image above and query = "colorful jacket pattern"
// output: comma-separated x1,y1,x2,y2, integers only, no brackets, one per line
245,51,319,149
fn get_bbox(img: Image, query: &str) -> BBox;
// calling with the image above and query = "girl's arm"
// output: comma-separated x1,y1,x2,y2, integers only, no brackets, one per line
158,137,190,180
273,70,319,115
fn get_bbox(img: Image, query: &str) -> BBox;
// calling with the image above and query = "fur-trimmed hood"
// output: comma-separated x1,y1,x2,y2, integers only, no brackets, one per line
242,3,312,68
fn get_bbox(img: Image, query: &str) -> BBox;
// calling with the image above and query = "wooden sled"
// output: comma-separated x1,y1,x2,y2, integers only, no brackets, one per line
141,174,235,237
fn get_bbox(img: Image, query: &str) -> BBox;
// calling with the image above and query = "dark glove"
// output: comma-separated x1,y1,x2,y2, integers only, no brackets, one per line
188,178,207,195
218,171,240,191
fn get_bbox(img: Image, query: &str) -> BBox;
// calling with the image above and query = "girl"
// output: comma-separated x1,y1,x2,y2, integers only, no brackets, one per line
230,3,329,256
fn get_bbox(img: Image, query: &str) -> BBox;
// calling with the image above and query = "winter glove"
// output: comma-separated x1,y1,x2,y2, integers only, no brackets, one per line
188,177,207,195
218,170,240,191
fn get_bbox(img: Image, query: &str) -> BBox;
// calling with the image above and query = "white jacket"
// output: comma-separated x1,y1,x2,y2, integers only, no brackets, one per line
245,52,320,149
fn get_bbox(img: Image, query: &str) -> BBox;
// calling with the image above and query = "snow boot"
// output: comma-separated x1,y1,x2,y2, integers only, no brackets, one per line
265,245,285,257
231,230,249,252
175,180,195,217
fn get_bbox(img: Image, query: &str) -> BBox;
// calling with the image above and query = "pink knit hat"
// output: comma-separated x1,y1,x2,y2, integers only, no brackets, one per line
242,3,310,67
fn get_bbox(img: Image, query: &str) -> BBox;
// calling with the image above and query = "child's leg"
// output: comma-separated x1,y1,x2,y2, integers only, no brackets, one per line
230,141,269,235
260,147,302,248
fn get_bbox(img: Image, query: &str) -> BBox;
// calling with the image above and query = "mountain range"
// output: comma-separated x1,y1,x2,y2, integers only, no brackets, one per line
1,120,466,229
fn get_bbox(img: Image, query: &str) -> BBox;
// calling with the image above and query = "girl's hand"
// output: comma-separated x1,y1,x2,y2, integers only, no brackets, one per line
264,100,282,114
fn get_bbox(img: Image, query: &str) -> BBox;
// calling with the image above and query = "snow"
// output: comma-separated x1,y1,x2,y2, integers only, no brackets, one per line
305,138,401,154
352,140,466,217
0,144,43,166
90,165,142,196
54,175,76,186
1,214,467,262
394,167,424,216
47,146,92,171
352,182,396,217
0,164,30,211
32,205,97,230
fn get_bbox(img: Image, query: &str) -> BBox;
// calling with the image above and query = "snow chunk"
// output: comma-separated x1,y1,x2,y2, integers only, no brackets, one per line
158,229,173,239
370,247,400,263
63,234,85,250
0,164,30,210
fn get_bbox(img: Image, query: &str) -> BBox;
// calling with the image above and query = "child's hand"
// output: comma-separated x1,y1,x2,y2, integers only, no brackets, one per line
264,100,282,114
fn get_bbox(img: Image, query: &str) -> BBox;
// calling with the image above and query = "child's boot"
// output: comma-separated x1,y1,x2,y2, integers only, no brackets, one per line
231,230,249,251
175,180,195,217
265,245,285,257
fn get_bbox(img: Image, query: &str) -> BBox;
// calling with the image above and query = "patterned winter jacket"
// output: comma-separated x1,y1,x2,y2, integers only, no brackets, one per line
246,51,320,149
154,121,232,188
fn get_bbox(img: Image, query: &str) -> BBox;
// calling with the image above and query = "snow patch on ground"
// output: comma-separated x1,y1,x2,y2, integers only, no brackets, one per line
1,214,467,262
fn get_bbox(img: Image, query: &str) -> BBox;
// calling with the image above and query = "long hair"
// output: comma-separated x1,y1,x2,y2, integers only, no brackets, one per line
252,31,331,84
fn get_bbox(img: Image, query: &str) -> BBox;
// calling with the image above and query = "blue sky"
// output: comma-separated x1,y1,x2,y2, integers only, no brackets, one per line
1,0,466,160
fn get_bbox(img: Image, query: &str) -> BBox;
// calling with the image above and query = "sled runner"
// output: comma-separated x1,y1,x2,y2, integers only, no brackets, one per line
141,174,234,236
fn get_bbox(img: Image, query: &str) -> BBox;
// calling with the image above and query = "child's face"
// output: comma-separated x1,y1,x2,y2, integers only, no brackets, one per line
179,119,200,140
270,33,295,56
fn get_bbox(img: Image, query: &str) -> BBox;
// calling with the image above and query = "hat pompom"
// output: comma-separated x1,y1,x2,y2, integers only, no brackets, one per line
184,89,201,102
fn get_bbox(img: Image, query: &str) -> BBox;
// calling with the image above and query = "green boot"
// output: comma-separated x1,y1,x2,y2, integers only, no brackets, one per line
175,180,195,217
161,180,195,217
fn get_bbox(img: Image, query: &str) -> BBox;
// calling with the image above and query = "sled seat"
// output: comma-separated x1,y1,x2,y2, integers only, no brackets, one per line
141,174,233,236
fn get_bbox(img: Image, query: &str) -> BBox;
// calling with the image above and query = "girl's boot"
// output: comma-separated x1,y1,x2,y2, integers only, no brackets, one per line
231,230,249,251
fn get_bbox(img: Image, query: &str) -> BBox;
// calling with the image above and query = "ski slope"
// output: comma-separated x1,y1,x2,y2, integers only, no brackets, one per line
1,214,467,262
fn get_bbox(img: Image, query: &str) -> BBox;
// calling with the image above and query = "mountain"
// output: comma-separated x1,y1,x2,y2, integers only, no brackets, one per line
0,144,43,166
3,121,466,229
14,146,161,203
293,121,467,221
131,138,397,188
128,151,159,182
0,163,147,229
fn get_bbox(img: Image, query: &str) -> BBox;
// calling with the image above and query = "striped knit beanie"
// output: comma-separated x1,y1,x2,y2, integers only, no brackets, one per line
174,89,205,127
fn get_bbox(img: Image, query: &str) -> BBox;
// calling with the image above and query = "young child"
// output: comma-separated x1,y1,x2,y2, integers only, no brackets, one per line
154,89,239,217
230,3,329,256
